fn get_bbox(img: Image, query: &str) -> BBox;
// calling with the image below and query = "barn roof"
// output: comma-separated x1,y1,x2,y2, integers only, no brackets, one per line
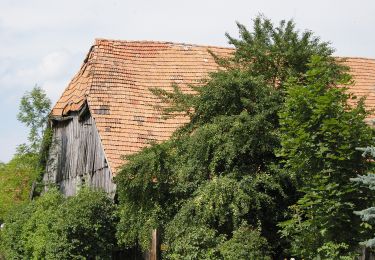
51,39,232,173
50,39,375,174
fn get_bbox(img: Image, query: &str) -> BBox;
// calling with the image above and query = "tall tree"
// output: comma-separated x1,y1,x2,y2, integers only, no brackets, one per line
115,16,337,258
0,86,51,221
278,55,374,258
17,85,51,153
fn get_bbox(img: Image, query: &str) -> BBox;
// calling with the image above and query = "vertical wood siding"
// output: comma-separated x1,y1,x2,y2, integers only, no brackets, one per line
44,112,116,197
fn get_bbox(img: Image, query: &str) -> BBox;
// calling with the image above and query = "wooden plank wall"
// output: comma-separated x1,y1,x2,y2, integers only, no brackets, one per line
44,112,116,197
44,111,159,260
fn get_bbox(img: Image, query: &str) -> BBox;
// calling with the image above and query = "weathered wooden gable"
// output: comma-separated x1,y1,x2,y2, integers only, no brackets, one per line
44,109,115,196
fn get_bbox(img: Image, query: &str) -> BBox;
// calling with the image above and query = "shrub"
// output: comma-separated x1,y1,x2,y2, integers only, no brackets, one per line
0,187,117,259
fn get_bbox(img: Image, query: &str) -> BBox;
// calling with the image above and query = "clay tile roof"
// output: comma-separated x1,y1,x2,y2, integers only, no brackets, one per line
51,39,233,174
341,57,375,120
51,39,375,174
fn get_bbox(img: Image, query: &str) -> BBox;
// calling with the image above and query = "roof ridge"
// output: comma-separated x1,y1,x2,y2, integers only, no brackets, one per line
94,38,234,50
338,56,375,61
93,39,375,60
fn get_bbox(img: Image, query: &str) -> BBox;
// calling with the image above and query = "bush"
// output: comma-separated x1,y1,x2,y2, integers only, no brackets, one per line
0,153,41,221
0,187,117,259
55,188,118,259
219,225,271,260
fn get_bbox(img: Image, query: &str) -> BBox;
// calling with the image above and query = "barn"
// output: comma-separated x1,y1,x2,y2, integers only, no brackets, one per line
43,39,232,196
43,39,375,197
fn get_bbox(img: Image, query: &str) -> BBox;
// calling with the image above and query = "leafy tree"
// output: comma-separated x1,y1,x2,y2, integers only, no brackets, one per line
17,85,51,153
278,55,374,258
0,86,52,221
116,16,336,258
0,188,118,259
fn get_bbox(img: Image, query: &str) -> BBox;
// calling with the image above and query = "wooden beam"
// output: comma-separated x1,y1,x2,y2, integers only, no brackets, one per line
49,115,74,122
150,229,160,260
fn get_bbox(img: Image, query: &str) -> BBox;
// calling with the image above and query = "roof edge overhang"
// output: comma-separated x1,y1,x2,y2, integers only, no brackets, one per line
49,44,97,118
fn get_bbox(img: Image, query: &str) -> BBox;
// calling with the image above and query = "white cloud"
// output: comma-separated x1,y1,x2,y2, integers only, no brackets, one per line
0,49,83,101
28,51,71,79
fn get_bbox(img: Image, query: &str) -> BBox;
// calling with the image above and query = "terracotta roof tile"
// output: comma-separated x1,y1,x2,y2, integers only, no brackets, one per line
51,40,375,174
341,58,375,121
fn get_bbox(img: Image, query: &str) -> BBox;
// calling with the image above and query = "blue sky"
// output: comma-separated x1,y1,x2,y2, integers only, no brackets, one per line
1,0,374,162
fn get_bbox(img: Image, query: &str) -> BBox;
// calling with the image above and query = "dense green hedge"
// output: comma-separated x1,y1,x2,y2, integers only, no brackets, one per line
0,188,117,259
0,153,41,222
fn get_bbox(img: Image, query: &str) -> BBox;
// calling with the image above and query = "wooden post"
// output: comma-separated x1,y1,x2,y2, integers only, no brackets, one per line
29,181,36,200
150,229,160,260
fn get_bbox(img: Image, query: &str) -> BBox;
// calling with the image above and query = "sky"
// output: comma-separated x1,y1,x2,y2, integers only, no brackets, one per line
0,0,374,162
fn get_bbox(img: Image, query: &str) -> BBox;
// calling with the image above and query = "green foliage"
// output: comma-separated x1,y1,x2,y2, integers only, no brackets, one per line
351,146,375,248
165,224,225,260
116,16,337,258
17,85,51,153
38,125,53,168
116,141,177,250
319,242,358,260
278,55,374,258
52,188,118,259
0,153,40,221
219,225,271,260
163,175,282,259
225,15,333,89
0,188,62,259
116,68,288,256
0,86,53,221
0,188,117,259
